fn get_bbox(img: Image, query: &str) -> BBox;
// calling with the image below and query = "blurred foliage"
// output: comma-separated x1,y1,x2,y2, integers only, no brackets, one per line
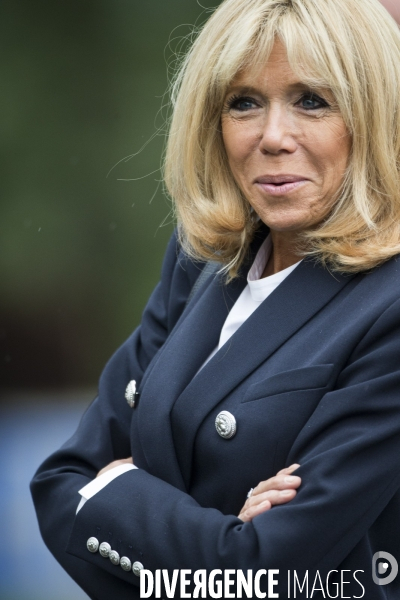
0,0,220,391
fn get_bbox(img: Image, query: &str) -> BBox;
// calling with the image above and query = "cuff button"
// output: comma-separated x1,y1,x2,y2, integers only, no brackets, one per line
120,556,132,572
99,542,111,558
109,550,120,565
86,537,99,553
132,561,144,576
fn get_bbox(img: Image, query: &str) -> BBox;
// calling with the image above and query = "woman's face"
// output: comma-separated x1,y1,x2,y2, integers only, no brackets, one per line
221,40,351,234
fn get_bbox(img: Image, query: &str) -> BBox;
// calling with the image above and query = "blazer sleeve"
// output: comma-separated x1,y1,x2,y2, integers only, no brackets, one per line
63,296,400,596
30,230,202,599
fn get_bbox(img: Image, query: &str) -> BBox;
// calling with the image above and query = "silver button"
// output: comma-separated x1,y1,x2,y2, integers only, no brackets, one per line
86,537,99,553
99,542,111,558
109,550,120,565
125,380,138,408
120,556,132,572
132,561,144,576
215,411,236,439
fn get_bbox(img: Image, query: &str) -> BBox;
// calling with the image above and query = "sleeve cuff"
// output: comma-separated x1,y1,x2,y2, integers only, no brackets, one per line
76,463,137,513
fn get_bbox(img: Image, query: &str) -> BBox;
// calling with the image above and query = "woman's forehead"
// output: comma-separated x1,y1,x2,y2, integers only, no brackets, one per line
230,41,296,85
227,40,331,94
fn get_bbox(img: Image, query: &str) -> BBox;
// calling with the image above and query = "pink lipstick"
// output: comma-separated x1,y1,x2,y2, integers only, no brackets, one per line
255,175,309,196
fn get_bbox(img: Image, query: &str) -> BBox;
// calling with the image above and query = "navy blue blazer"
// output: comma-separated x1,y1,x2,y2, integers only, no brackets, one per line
31,226,400,599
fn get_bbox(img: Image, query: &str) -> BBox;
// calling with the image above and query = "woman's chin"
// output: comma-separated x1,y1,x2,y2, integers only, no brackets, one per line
258,216,312,234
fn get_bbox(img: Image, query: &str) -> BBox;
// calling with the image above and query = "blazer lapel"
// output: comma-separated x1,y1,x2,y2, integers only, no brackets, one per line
171,259,357,488
136,253,251,491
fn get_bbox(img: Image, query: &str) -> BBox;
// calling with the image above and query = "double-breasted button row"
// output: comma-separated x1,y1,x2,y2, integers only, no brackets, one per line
125,380,237,438
86,537,143,576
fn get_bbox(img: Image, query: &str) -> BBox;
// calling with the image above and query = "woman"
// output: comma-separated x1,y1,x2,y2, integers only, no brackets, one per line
31,0,400,598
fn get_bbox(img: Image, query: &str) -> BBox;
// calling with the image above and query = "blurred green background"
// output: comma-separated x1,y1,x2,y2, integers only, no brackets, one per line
0,2,220,599
0,0,219,391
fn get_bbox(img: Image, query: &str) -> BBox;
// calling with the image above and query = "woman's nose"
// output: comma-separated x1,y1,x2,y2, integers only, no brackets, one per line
258,106,297,155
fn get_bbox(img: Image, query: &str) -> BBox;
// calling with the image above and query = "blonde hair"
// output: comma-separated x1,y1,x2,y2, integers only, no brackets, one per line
164,0,400,278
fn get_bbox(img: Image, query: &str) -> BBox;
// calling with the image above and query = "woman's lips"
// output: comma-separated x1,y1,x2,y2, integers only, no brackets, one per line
255,179,308,196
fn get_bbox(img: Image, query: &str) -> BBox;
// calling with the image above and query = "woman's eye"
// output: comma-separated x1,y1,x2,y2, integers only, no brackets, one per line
228,96,257,111
298,93,329,110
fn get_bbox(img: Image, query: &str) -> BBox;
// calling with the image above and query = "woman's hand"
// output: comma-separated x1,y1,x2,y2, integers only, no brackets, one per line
96,457,133,478
238,464,301,522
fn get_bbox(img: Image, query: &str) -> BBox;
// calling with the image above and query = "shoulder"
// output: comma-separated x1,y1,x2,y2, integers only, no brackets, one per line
159,229,212,332
354,254,400,307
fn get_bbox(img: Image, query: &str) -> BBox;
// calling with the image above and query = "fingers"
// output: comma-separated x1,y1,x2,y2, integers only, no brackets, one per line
252,465,301,497
238,488,297,522
238,499,272,522
238,464,301,522
276,463,300,476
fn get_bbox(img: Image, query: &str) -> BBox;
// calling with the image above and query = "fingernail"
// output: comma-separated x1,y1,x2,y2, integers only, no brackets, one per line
284,476,298,483
280,489,293,496
290,464,300,469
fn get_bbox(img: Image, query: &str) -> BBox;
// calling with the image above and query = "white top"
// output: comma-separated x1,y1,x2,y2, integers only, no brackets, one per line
200,235,301,370
77,235,302,513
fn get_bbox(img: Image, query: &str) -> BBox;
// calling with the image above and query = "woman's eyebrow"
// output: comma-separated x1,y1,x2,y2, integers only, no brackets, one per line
224,85,261,97
225,82,324,97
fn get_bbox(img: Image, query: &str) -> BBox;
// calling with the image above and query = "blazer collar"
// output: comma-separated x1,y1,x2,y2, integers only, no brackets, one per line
137,228,356,491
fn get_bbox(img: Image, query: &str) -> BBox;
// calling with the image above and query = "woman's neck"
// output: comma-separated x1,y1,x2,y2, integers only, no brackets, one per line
261,230,304,278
